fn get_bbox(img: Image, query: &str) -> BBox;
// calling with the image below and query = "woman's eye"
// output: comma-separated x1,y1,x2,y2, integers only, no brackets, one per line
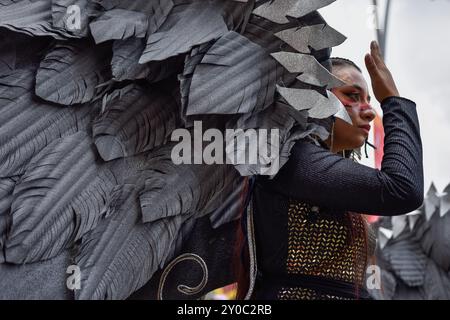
346,93,360,101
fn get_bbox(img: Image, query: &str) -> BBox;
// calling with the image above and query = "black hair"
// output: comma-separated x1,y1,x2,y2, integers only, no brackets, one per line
330,57,362,73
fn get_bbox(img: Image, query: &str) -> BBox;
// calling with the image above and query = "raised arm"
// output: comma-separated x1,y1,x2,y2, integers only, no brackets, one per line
259,42,423,216
258,96,423,216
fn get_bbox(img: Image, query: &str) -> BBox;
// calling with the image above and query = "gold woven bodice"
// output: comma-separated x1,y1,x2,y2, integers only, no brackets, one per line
278,199,370,300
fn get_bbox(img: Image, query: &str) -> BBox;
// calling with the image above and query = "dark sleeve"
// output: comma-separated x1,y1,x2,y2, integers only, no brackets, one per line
259,96,424,216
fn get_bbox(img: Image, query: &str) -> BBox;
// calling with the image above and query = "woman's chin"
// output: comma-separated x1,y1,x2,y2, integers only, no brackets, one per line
349,136,366,150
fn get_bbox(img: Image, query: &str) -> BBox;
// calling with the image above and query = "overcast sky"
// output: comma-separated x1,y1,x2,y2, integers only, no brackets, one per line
320,0,450,193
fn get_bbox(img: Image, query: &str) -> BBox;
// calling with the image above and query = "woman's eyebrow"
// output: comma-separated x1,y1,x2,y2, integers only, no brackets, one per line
351,85,371,102
351,84,364,91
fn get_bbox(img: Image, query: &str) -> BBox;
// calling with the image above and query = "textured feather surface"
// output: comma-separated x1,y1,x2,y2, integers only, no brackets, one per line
225,100,315,176
383,233,427,287
216,0,255,32
0,176,20,263
35,40,112,105
52,0,98,38
111,38,150,81
94,0,173,28
379,269,397,300
421,259,450,299
440,184,450,217
137,145,240,223
94,0,174,36
93,83,180,161
275,24,346,54
393,280,424,300
376,186,450,300
420,207,450,271
90,8,148,44
187,31,278,116
0,33,17,74
276,85,343,119
0,176,18,216
0,0,80,39
75,184,185,300
0,249,71,299
0,67,92,177
252,0,336,24
179,42,213,125
4,132,118,263
139,2,228,63
271,51,345,89
0,30,51,72
207,176,247,228
111,37,185,82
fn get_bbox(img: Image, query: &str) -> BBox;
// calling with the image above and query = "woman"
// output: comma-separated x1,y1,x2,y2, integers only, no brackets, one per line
246,41,424,300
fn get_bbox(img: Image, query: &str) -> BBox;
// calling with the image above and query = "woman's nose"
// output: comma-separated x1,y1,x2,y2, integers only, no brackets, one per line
360,103,376,122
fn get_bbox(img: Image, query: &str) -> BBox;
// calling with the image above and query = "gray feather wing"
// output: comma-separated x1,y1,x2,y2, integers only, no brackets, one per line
90,8,148,44
5,132,115,263
187,31,278,116
0,67,92,177
35,40,112,105
93,83,180,161
75,184,186,300
137,145,240,224
139,2,229,63
0,0,82,39
0,176,20,263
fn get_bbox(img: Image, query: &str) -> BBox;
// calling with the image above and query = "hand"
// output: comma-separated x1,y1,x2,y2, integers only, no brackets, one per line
365,41,400,103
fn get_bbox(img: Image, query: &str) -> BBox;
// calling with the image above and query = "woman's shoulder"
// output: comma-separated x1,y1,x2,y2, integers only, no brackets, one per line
291,136,330,158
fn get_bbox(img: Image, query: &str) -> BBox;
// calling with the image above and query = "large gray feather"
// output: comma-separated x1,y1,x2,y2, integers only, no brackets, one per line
137,145,240,224
0,67,92,177
139,2,228,63
0,176,20,263
111,38,149,81
382,232,428,287
4,132,118,263
0,0,82,39
52,0,98,38
421,259,450,299
93,83,180,161
90,9,148,44
75,184,185,300
35,40,112,106
271,51,345,89
111,38,185,82
226,100,328,177
253,0,336,24
187,31,278,116
94,0,174,38
276,85,343,119
275,24,346,54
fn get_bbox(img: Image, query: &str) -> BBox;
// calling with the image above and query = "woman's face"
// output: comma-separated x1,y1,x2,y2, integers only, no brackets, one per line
331,66,376,152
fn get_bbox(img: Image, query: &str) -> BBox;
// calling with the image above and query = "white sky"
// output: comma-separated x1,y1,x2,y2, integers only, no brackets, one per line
320,0,450,193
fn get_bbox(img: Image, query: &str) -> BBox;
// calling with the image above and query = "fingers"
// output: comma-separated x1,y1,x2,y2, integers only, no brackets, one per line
370,41,385,68
365,53,379,79
365,41,400,102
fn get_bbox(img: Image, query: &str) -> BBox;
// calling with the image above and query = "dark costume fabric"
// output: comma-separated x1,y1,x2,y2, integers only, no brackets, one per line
252,97,424,299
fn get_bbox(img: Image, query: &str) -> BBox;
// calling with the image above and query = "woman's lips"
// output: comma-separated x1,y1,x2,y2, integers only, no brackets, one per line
359,125,371,134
